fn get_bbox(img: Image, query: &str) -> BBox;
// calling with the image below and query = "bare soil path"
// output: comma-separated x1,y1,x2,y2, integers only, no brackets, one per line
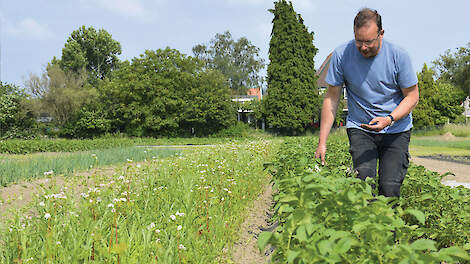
232,183,274,264
411,157,470,183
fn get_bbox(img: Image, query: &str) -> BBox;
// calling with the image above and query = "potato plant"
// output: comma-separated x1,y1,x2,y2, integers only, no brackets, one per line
259,136,469,263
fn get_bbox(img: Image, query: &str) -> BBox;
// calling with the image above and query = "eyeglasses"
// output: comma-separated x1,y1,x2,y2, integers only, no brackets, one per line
355,33,380,47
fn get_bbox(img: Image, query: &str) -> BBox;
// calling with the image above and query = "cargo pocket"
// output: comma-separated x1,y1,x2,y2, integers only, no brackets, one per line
401,152,410,182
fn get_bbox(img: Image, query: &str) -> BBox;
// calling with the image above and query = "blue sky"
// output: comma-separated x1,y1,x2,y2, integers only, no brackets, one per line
1,0,469,87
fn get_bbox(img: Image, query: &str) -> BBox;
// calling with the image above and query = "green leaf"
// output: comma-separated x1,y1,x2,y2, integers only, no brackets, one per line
417,193,433,201
410,239,436,251
439,246,470,260
302,174,316,183
278,204,294,214
318,240,332,255
279,195,299,203
257,232,273,252
405,209,426,225
286,250,301,263
305,223,316,236
295,225,308,242
334,237,356,254
463,243,470,250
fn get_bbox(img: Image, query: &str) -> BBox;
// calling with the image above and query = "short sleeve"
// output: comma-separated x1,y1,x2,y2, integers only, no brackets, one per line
396,49,418,89
325,49,344,87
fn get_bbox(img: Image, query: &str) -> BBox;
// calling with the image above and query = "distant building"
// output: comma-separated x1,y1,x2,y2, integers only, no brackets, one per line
232,87,264,129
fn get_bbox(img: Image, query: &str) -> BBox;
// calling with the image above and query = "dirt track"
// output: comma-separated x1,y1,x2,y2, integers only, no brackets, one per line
412,156,470,184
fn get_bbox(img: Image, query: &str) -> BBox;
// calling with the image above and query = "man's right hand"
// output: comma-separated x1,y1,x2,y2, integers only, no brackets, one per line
315,144,327,165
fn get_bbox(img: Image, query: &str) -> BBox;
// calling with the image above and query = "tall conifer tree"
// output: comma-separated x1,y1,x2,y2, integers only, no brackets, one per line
263,0,319,134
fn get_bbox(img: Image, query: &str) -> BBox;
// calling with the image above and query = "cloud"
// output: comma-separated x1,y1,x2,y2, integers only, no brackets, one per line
5,18,54,40
84,0,151,22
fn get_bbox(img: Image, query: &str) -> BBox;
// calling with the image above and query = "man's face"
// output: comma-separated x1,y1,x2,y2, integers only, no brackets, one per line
354,21,383,58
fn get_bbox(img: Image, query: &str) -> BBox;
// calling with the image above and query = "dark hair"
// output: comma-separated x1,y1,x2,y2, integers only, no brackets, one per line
354,8,382,33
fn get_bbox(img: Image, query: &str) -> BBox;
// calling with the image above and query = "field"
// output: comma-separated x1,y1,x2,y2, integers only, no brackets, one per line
0,134,469,263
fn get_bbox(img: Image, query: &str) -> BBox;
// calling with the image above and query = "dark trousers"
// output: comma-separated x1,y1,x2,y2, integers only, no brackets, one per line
347,128,411,197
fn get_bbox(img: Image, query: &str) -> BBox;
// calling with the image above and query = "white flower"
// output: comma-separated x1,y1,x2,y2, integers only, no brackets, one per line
178,244,186,250
136,164,141,168
127,159,133,162
39,201,45,207
155,229,161,234
170,215,176,221
177,225,182,231
56,241,61,245
43,170,54,176
108,203,114,208
44,213,51,219
315,164,321,172
176,212,185,217
148,222,156,230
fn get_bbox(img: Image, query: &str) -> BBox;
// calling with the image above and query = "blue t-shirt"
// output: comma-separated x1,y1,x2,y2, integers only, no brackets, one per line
326,39,418,134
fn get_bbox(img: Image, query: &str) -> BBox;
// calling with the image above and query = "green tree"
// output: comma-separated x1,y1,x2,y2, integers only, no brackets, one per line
192,31,265,95
25,64,97,126
0,82,36,138
59,26,122,81
99,48,235,137
262,0,319,135
433,42,470,95
413,64,465,128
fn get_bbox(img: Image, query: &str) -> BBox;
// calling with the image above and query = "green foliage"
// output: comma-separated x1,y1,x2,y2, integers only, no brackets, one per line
192,31,265,95
59,25,122,81
413,64,465,129
433,42,470,95
60,109,112,138
99,48,236,137
0,82,37,139
401,165,470,249
263,0,320,135
209,122,253,138
260,136,469,263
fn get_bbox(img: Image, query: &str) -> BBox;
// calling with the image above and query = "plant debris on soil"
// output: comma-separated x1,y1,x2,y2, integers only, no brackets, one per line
231,183,276,264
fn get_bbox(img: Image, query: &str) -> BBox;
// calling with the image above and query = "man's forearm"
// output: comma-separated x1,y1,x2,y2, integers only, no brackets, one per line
391,84,419,121
318,91,340,146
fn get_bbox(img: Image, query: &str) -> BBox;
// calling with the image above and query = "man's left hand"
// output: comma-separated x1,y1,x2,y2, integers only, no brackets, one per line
360,116,391,132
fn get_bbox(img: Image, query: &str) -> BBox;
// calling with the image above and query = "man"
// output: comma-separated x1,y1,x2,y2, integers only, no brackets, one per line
314,8,419,197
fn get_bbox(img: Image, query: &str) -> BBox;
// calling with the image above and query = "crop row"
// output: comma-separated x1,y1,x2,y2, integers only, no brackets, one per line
259,136,470,263
0,140,279,263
